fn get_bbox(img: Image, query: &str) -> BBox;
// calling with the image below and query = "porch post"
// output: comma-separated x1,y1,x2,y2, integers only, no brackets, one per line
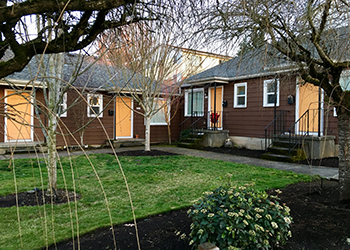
273,78,277,136
318,85,321,137
191,86,194,131
213,82,217,130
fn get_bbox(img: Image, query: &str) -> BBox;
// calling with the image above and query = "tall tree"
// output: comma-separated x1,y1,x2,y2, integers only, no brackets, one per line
0,0,161,79
195,0,350,201
99,21,189,151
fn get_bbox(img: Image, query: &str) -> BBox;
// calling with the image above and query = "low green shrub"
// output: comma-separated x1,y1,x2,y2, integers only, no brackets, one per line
188,183,292,250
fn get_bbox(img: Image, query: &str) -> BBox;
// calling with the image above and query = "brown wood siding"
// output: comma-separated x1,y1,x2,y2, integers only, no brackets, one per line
133,101,181,143
222,75,296,139
56,90,114,147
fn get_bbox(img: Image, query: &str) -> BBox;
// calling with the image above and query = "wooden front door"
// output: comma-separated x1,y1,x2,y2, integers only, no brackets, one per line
115,97,132,138
5,90,33,141
209,86,223,129
298,83,321,134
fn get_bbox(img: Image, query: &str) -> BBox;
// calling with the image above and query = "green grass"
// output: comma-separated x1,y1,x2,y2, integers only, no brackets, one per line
0,154,316,250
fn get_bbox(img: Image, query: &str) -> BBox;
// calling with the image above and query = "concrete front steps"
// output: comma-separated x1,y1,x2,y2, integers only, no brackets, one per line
262,139,305,163
177,130,204,149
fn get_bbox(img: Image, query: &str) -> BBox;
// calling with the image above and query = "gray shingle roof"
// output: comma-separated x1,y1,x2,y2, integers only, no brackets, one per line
186,46,292,85
4,53,151,91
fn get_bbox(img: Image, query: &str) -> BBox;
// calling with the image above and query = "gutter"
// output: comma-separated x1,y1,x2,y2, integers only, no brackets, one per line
182,67,298,87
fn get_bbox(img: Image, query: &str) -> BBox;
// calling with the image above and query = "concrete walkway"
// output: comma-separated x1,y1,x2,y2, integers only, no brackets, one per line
0,146,339,180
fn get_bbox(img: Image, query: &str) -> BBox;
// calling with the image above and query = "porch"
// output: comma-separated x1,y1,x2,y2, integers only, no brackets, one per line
0,141,47,155
109,138,145,148
264,108,337,160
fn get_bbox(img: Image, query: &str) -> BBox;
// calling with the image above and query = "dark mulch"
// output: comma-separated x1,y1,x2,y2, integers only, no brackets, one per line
1,149,349,250
200,146,339,168
115,149,179,157
0,189,80,207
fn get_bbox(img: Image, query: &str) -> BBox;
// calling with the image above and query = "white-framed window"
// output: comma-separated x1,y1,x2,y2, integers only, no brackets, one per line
234,82,247,108
184,88,204,116
87,94,103,117
263,79,280,107
340,70,350,91
334,107,337,117
150,99,169,125
58,92,67,117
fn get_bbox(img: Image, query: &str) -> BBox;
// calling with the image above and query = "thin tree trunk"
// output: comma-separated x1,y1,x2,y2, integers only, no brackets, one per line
145,116,151,151
167,123,172,145
80,130,85,147
46,53,63,195
47,113,57,194
338,109,350,201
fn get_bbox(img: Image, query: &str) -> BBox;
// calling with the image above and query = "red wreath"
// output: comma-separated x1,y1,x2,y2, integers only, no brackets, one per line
210,112,220,123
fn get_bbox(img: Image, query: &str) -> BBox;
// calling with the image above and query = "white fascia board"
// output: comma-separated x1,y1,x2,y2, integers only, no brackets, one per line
183,68,297,88
0,78,44,88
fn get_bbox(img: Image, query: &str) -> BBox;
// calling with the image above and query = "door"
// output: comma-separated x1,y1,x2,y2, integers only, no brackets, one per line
297,83,323,135
5,90,33,142
209,86,223,129
115,97,133,138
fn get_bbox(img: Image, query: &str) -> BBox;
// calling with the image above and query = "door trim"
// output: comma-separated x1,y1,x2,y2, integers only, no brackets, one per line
4,89,34,142
115,97,133,139
295,80,324,136
208,85,224,130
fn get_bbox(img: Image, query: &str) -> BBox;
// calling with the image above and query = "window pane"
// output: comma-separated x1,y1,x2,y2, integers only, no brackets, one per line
237,86,245,95
267,94,276,104
90,106,100,115
267,82,276,93
187,91,203,115
237,96,245,105
151,100,166,124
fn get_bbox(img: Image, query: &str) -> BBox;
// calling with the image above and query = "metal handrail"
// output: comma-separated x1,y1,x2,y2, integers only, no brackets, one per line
287,109,310,154
264,110,288,150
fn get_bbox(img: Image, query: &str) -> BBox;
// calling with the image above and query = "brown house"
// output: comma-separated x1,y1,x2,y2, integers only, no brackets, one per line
180,49,339,159
0,54,180,152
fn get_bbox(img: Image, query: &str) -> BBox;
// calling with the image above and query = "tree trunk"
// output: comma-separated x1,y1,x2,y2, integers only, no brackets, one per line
46,113,57,195
80,130,85,147
145,116,151,151
45,53,63,195
167,123,172,145
337,109,350,202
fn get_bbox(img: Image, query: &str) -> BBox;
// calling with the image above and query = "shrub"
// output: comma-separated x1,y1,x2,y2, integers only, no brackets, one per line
188,183,292,250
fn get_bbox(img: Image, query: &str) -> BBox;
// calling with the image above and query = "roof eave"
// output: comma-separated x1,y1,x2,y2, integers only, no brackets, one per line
183,68,298,87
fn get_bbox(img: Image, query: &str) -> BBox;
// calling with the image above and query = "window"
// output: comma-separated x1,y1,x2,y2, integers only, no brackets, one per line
234,82,247,108
185,88,204,116
174,52,182,64
263,79,279,107
87,94,103,117
58,92,67,117
150,99,169,125
340,70,350,91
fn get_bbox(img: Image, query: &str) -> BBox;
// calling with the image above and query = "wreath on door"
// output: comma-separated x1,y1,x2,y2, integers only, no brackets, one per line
210,112,220,123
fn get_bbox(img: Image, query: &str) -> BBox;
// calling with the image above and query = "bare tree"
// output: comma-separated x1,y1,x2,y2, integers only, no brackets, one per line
99,20,192,151
195,0,350,201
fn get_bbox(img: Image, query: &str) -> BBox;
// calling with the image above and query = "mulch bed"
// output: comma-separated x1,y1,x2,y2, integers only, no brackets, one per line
2,149,350,250
0,189,80,207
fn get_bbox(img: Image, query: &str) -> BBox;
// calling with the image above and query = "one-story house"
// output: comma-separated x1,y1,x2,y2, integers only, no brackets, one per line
0,53,181,150
180,48,339,159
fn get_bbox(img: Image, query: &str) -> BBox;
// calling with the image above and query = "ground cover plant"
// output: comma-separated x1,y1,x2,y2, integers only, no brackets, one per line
188,184,292,249
0,153,314,250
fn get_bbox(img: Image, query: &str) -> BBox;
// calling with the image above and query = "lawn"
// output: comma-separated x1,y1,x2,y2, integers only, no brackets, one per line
0,154,315,250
